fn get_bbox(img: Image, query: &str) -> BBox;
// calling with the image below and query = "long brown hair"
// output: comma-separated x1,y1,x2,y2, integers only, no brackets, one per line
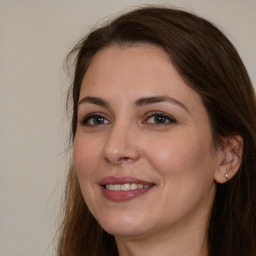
57,6,256,256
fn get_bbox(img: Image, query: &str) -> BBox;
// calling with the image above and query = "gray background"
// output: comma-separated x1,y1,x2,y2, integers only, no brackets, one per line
1,0,255,255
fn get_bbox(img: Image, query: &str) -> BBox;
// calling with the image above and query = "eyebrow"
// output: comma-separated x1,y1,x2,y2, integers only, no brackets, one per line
135,96,190,113
78,95,189,114
78,96,110,108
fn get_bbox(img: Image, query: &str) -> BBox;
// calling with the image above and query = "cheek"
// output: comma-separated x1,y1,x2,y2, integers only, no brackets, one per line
144,132,217,220
73,134,103,213
144,130,216,183
73,134,100,180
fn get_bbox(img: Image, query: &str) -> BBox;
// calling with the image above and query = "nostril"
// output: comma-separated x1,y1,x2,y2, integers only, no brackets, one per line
103,142,140,164
104,156,131,164
119,157,130,161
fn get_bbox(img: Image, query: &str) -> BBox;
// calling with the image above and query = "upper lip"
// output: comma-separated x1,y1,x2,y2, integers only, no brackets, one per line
99,176,155,185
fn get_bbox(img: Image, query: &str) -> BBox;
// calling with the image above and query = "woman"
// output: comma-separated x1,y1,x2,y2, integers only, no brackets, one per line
57,6,256,256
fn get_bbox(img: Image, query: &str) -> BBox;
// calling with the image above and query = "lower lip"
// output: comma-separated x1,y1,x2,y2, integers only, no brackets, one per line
101,186,153,202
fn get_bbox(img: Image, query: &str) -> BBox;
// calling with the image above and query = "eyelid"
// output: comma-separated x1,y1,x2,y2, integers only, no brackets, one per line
142,111,177,124
78,111,176,127
79,112,111,126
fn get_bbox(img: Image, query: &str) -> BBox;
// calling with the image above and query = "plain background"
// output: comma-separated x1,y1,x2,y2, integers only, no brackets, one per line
0,0,255,255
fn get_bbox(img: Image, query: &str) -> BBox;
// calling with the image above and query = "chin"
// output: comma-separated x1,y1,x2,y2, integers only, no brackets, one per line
98,212,152,238
105,225,151,239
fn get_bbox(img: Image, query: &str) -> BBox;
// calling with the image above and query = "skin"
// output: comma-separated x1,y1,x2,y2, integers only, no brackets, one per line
73,45,232,256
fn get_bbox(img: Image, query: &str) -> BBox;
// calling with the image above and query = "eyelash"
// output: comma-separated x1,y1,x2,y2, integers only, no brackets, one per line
80,113,110,126
143,111,177,125
79,111,176,127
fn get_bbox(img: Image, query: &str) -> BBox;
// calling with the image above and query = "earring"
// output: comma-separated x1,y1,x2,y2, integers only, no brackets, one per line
225,173,229,180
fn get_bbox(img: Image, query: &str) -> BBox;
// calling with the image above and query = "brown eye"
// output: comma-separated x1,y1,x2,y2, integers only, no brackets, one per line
153,115,168,124
145,113,176,125
80,114,110,126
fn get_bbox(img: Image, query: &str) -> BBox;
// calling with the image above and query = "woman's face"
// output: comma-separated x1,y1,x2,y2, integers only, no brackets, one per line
74,45,222,240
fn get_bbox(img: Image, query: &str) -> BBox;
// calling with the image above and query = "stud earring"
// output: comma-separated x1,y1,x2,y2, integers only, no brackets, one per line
225,173,229,180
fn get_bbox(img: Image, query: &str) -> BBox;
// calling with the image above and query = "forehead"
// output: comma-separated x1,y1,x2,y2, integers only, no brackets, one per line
80,45,202,110
83,44,173,84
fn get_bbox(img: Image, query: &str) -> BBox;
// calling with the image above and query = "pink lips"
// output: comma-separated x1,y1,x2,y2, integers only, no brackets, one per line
99,176,155,202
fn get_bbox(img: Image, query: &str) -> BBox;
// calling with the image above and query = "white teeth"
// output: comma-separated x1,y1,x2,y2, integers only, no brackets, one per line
130,183,138,190
121,183,130,191
105,183,150,191
113,184,121,190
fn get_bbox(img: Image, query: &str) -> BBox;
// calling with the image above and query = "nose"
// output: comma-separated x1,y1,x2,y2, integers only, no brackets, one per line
102,121,140,165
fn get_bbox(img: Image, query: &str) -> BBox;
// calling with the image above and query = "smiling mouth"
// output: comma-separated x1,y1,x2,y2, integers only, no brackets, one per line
105,183,151,191
99,176,155,202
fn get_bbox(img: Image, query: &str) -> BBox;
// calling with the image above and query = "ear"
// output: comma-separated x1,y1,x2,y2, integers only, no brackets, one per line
214,135,243,184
